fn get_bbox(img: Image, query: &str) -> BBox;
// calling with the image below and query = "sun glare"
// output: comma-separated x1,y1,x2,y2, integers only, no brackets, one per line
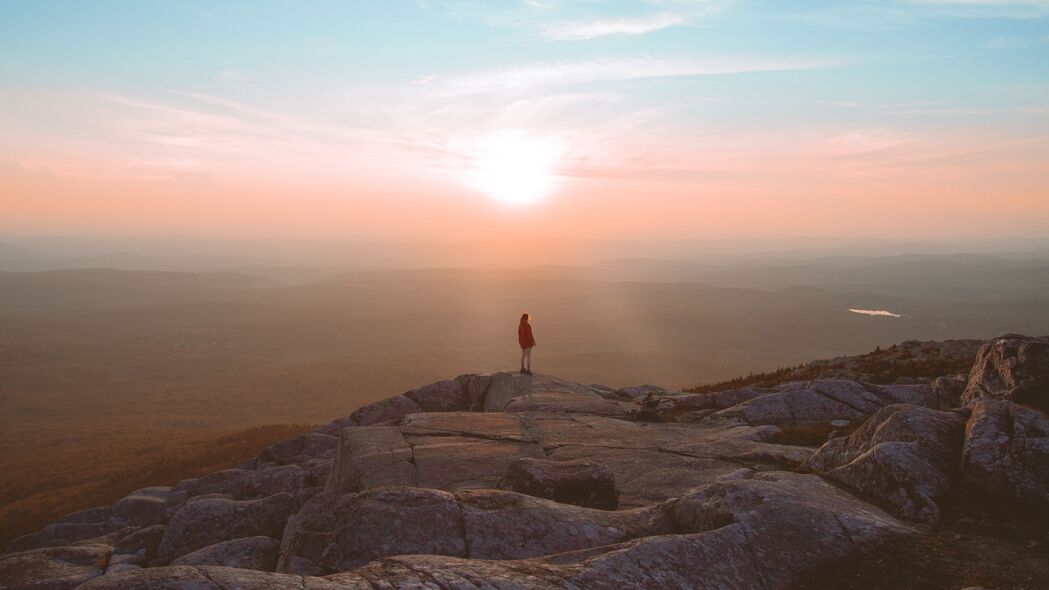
468,132,565,205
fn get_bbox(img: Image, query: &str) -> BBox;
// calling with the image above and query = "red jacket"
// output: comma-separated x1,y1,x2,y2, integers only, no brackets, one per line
518,321,536,348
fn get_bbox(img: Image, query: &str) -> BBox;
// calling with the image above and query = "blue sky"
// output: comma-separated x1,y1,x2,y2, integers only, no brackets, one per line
3,1,1045,98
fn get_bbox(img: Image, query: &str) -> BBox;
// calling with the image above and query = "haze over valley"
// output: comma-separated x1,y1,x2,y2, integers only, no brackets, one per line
4,237,1049,545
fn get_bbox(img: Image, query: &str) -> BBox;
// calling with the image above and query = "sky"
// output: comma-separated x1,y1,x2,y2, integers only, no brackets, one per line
1,0,1048,243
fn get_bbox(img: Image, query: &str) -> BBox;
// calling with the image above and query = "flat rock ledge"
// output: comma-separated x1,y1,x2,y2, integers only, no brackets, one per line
5,336,1049,589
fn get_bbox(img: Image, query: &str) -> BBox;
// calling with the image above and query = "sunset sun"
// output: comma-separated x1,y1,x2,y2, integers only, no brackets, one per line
468,132,565,205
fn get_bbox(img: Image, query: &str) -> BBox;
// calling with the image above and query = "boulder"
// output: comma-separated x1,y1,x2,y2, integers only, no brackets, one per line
250,465,308,497
303,458,332,488
635,392,669,422
103,563,141,575
483,371,526,411
561,525,766,589
287,471,910,589
666,471,915,590
110,487,184,527
116,486,186,504
0,544,110,590
312,417,357,438
57,507,110,525
498,457,619,509
174,469,251,498
713,378,936,429
616,384,667,399
805,404,967,522
75,565,350,590
278,485,673,575
589,382,629,401
90,470,915,590
260,432,338,465
277,487,467,574
334,554,576,587
480,372,602,412
403,379,468,411
456,488,672,561
7,522,118,553
961,399,1049,506
961,335,1049,412
932,374,968,409
455,373,493,411
106,553,147,570
112,525,166,563
349,395,422,426
154,493,294,564
170,536,281,571
545,444,748,508
292,486,323,509
646,386,769,420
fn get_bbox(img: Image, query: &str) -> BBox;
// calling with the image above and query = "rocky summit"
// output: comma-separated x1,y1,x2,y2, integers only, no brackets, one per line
2,336,1048,589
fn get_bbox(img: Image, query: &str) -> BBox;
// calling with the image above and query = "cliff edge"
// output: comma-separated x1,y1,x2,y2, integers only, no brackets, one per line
2,336,1047,589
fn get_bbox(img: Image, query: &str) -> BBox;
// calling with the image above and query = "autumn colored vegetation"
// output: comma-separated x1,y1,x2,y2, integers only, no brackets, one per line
688,339,983,393
0,424,313,548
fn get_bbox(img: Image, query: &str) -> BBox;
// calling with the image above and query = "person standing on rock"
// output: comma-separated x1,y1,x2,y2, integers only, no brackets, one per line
519,313,536,375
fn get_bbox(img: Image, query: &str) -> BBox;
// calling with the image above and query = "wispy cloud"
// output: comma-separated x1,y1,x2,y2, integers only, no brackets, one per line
12,89,418,181
908,0,1049,16
805,129,919,157
439,55,840,94
983,34,1049,48
165,0,216,20
784,0,1049,31
541,12,687,40
818,100,996,116
913,0,1049,6
442,0,735,41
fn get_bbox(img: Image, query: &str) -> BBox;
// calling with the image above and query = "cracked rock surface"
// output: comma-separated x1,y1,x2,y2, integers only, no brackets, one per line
5,338,1049,589
961,335,1049,412
805,404,967,523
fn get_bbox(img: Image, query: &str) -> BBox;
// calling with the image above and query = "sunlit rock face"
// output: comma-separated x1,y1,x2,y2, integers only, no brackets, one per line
806,403,967,523
961,334,1049,413
6,337,1049,589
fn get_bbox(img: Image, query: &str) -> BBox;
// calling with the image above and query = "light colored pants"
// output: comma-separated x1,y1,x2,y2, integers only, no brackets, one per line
521,347,532,369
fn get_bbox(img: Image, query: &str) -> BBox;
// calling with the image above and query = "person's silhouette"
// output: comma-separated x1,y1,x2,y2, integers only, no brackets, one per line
518,313,536,375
